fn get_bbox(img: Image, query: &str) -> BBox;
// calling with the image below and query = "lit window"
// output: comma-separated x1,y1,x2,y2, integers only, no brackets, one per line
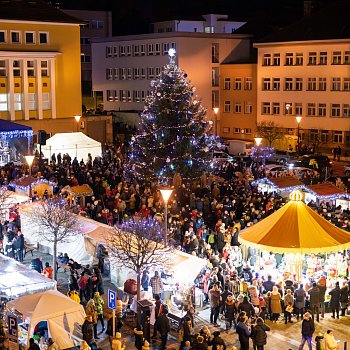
28,93,36,110
0,94,8,111
42,92,50,110
14,93,22,111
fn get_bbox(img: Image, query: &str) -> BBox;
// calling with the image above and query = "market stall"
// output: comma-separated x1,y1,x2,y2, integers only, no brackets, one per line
10,177,55,197
252,177,304,197
41,132,101,163
6,290,85,349
61,184,94,208
239,190,350,283
304,182,348,206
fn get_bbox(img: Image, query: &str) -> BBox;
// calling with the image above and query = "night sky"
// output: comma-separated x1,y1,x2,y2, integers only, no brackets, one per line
57,0,339,36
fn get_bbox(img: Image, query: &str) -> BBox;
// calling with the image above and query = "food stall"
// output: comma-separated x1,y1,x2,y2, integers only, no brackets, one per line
304,182,348,205
252,177,305,198
61,184,94,208
6,290,85,349
10,177,55,198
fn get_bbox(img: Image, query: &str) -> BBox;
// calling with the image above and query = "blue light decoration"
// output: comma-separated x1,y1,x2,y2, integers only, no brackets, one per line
10,177,56,193
250,146,275,162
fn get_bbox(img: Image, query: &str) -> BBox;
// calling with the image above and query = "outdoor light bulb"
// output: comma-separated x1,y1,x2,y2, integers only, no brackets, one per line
296,116,302,124
254,137,263,147
160,189,173,203
25,155,35,167
74,115,81,123
168,48,176,57
213,107,219,114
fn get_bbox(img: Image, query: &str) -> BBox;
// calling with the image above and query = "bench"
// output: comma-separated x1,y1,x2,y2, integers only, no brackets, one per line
24,242,37,257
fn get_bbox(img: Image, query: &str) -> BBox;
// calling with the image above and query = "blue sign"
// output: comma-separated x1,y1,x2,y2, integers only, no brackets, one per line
108,289,116,310
8,316,17,337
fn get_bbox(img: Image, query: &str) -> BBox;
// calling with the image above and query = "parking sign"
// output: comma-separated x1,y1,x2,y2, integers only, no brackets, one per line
108,289,116,310
8,316,18,350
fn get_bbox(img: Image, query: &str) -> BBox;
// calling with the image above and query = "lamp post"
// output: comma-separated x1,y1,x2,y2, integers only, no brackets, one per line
254,137,263,177
213,107,219,135
160,189,173,247
296,116,302,155
74,115,81,132
25,155,35,198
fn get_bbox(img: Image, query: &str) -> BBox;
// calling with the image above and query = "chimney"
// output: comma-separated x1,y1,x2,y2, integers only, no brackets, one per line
304,0,316,16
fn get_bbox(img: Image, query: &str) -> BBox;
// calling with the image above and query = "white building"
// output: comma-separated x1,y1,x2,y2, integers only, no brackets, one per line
91,15,250,123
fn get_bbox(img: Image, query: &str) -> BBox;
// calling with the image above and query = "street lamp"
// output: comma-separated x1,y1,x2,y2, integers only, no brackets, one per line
254,137,263,147
213,107,219,135
25,155,35,198
74,115,81,132
160,188,173,247
254,137,263,177
296,116,302,155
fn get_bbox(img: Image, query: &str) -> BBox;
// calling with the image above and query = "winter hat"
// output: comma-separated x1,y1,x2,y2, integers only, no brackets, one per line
115,332,121,339
227,295,233,302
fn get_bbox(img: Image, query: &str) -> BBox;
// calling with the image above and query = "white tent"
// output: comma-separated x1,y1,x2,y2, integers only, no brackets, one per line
7,290,85,349
41,132,101,162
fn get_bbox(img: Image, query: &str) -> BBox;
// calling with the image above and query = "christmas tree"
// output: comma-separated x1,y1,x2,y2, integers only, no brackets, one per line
128,49,219,184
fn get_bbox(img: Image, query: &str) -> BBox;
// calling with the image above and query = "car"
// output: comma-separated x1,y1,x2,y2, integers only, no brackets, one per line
288,154,332,169
267,150,298,165
345,163,350,176
264,164,289,177
212,151,234,163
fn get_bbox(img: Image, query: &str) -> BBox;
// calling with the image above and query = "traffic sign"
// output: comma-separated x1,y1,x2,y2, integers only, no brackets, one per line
8,316,18,350
108,289,116,310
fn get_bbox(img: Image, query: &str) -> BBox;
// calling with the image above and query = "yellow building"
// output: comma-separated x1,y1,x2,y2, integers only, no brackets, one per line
219,61,257,141
0,0,82,134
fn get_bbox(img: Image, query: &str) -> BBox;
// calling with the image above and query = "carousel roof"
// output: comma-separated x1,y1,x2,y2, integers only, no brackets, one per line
239,190,350,254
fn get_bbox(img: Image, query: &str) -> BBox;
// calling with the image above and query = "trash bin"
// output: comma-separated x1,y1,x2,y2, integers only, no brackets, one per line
137,299,153,342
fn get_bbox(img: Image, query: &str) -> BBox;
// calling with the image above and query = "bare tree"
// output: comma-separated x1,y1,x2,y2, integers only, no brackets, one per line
107,217,171,301
257,121,284,146
0,188,17,221
29,199,78,280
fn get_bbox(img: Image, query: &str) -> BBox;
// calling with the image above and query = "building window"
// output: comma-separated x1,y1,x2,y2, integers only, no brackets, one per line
223,127,230,133
318,103,327,117
309,130,319,143
147,67,155,79
273,53,280,66
295,103,302,116
212,43,219,63
13,60,21,77
127,68,132,80
212,67,219,87
224,78,231,90
234,78,242,90
331,104,341,117
0,31,6,43
319,52,327,65
0,94,7,111
40,61,48,77
245,77,252,90
320,130,328,143
27,61,35,77
120,68,126,80
133,45,140,56
333,131,343,143
120,46,126,56
133,90,141,102
133,67,140,79
25,32,35,44
245,128,252,134
28,93,36,110
343,78,350,91
318,77,327,91
245,102,252,114
344,51,350,65
212,90,219,108
307,78,316,91
272,78,280,91
332,51,342,65
107,90,116,102
113,68,119,80
272,102,280,115
307,103,316,116
141,91,146,102
106,68,113,80
233,128,241,134
39,32,48,44
147,44,154,55
332,77,341,91
224,101,231,112
126,45,131,56
263,53,271,66
284,78,293,91
0,60,6,77
308,52,317,65
42,92,50,110
343,104,350,117
80,37,90,45
285,53,293,66
263,78,271,91
90,20,104,29
11,31,21,44
295,53,303,65
140,44,146,56
295,78,303,91
106,47,113,58
262,102,270,114
234,102,242,113
155,67,161,76
141,68,146,79
155,43,161,55
285,103,293,115
162,43,169,55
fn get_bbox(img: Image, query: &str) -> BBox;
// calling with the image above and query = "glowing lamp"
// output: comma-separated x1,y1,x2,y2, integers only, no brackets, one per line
213,107,219,114
74,115,81,123
289,190,303,201
168,48,176,57
254,137,263,147
25,155,35,168
160,189,173,203
296,116,302,124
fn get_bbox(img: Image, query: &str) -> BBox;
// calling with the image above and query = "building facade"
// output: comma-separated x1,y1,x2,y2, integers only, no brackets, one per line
219,62,257,141
0,0,82,134
91,31,251,124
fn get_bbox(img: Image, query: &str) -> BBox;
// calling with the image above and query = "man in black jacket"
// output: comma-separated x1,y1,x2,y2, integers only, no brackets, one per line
298,312,314,350
156,309,170,350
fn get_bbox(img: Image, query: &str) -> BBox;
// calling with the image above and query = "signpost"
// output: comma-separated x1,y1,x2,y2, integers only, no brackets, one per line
8,316,18,350
108,289,116,338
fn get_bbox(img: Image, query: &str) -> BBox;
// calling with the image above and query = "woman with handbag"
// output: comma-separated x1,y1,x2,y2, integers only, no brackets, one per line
283,289,294,324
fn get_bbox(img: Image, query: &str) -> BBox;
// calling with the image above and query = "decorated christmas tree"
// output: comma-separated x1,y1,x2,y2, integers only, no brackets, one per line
128,49,219,184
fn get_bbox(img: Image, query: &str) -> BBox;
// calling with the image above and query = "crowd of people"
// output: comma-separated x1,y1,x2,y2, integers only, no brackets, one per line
0,140,349,350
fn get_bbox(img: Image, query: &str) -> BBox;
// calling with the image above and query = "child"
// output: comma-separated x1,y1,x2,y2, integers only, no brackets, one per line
183,340,191,350
315,332,324,350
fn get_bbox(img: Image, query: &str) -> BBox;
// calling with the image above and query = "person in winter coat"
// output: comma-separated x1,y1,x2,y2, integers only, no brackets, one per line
317,276,327,319
209,331,226,350
324,330,339,350
85,299,98,339
294,284,306,320
93,292,105,332
192,335,208,350
247,285,260,307
339,281,348,317
81,315,95,347
179,316,192,350
283,289,294,324
236,315,251,350
298,312,315,350
308,282,320,322
156,309,171,350
251,317,270,350
328,282,341,319
270,286,282,322
238,296,255,319
225,295,236,330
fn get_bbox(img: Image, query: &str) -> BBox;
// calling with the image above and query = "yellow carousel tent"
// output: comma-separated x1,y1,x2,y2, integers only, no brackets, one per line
239,190,350,255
